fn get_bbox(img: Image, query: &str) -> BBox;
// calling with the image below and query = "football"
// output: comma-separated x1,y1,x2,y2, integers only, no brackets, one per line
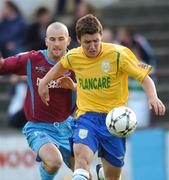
106,106,137,137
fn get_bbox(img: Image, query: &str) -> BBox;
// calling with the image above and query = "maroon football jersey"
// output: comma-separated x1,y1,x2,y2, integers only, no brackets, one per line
0,50,76,122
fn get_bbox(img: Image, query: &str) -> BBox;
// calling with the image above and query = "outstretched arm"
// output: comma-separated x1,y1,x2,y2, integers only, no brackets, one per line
142,75,166,115
38,61,67,106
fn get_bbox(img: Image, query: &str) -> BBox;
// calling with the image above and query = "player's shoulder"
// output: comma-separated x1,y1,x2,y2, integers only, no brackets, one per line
29,50,43,57
102,42,126,53
66,47,82,58
26,50,46,63
16,50,41,58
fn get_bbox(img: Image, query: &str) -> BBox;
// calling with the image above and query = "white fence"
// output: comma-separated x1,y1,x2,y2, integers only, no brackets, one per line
0,133,131,180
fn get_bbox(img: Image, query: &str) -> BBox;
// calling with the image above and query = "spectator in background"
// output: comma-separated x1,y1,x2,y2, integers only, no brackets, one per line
102,26,119,44
116,26,156,69
0,1,27,128
7,75,27,129
69,0,95,48
0,8,3,21
55,0,81,17
26,7,53,51
116,26,157,128
0,0,27,57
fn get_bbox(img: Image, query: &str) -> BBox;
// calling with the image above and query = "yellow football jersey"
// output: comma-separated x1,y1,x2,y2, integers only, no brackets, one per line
61,43,152,117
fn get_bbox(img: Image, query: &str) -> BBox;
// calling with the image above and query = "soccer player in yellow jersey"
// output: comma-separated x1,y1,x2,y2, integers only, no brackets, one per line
38,14,166,180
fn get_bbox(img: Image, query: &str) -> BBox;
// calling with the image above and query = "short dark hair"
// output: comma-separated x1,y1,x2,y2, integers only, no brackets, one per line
5,0,21,15
76,14,103,39
36,7,49,17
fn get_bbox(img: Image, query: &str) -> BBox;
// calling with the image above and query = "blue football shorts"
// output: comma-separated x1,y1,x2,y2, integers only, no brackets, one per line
71,112,126,167
22,116,73,168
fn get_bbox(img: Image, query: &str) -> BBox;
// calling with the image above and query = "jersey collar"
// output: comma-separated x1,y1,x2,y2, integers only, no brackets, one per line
40,50,56,65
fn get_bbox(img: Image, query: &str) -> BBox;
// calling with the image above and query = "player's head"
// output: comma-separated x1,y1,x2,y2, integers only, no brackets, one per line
45,22,71,61
76,14,103,58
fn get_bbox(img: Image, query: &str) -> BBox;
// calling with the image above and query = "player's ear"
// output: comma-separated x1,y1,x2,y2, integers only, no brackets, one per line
67,36,71,46
77,36,81,44
45,37,48,47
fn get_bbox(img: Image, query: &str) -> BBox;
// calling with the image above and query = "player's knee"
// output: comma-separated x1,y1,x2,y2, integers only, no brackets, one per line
45,156,63,172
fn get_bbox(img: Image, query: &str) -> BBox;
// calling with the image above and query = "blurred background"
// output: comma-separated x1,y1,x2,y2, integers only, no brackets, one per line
0,0,169,179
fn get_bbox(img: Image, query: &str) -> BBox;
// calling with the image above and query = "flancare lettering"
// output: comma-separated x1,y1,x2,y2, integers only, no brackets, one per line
79,77,111,90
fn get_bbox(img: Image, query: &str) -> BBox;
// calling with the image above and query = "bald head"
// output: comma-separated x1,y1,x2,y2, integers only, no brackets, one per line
46,22,69,37
45,22,71,61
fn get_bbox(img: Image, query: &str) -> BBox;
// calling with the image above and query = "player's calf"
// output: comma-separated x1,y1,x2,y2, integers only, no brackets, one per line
40,162,58,180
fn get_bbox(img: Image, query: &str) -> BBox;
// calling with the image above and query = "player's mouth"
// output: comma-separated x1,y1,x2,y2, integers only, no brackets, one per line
88,50,98,57
89,50,96,54
53,48,61,54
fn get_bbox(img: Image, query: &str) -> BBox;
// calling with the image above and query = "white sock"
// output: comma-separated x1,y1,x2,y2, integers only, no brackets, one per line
99,167,105,180
72,168,89,180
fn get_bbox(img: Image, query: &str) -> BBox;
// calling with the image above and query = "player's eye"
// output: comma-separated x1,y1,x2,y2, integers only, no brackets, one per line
84,40,91,45
83,39,100,45
49,37,56,41
94,39,99,44
58,37,65,41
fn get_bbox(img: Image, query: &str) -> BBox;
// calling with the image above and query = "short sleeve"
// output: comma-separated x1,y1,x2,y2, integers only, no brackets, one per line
120,47,152,82
60,53,73,70
0,52,29,75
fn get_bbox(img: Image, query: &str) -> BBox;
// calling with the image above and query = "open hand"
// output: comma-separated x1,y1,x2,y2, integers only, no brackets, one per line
148,97,166,116
57,76,77,91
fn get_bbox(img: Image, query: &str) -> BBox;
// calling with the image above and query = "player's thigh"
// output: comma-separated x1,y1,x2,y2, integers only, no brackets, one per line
101,158,122,180
39,142,63,165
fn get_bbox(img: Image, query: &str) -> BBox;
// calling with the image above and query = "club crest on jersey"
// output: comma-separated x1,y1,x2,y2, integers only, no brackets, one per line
78,129,88,139
35,66,47,74
102,60,110,72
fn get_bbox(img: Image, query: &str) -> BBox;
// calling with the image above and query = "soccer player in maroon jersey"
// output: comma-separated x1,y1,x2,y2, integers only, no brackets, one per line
0,22,76,180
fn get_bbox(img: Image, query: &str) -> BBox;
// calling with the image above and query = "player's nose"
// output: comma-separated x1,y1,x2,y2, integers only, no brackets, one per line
54,40,60,46
89,42,95,49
